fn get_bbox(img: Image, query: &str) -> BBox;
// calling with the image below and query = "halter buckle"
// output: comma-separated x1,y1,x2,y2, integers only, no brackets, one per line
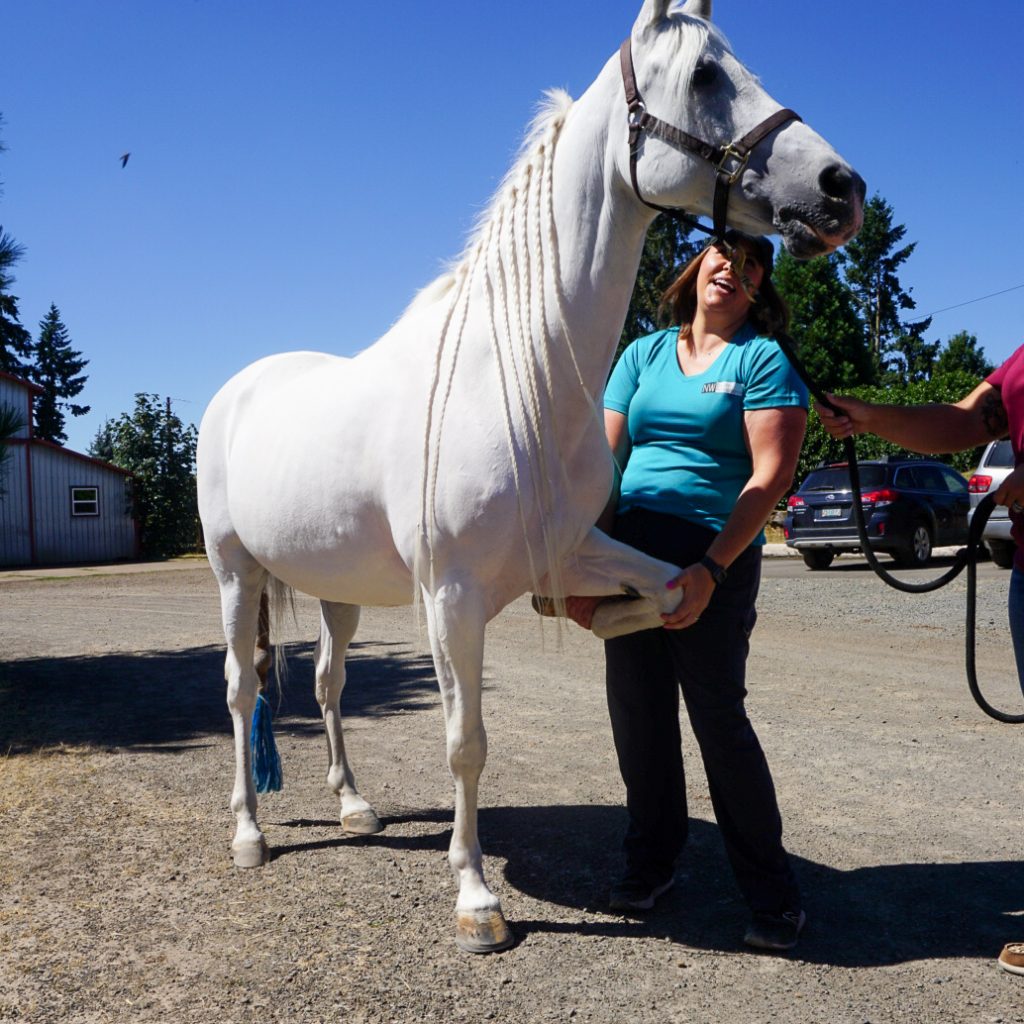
716,143,749,185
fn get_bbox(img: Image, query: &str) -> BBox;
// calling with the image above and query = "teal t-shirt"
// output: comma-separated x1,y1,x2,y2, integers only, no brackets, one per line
604,324,808,538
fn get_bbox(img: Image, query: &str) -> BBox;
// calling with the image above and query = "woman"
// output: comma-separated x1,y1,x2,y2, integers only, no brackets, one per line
568,229,808,951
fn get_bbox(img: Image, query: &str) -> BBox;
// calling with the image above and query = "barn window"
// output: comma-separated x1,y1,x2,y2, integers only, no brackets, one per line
71,486,100,516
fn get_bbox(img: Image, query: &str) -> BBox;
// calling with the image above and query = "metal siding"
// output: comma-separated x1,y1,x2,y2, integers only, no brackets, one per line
31,446,137,563
0,377,33,438
0,445,32,565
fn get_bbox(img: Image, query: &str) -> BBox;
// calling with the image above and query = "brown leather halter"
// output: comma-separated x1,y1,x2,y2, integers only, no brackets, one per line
619,38,800,242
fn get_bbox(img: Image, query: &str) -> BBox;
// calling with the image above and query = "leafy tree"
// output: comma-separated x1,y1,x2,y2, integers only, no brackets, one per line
0,227,32,376
616,216,702,362
934,330,994,378
89,394,199,558
838,195,931,383
773,249,873,389
29,303,89,444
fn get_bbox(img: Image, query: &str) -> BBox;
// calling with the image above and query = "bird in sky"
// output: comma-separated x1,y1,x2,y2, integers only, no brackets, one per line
120,153,130,168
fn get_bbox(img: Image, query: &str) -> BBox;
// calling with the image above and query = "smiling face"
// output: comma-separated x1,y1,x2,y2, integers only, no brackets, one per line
696,240,765,322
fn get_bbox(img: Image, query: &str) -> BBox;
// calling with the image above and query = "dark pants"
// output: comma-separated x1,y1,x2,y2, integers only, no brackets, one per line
605,508,800,915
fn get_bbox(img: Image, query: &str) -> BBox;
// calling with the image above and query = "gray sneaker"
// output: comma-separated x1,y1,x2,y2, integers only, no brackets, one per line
743,909,806,951
608,873,675,912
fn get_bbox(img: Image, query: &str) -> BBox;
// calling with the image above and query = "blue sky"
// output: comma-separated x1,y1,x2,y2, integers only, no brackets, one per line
3,1,1023,453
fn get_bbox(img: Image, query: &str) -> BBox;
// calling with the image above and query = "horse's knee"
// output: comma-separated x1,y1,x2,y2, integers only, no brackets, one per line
447,729,487,778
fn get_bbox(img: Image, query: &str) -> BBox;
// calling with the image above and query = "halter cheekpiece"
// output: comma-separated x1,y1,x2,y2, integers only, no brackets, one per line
619,38,801,243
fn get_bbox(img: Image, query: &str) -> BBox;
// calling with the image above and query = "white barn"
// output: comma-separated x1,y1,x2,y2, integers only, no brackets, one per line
0,371,139,567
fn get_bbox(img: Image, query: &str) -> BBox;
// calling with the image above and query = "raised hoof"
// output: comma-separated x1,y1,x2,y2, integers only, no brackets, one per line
455,910,515,954
590,596,664,639
342,809,384,835
232,837,269,868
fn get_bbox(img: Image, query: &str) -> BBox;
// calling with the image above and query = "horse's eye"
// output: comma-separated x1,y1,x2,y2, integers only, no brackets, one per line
692,58,718,88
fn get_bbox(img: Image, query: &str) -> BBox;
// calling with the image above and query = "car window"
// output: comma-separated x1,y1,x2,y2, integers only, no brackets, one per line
939,468,968,494
984,439,1015,468
907,465,945,491
801,465,886,491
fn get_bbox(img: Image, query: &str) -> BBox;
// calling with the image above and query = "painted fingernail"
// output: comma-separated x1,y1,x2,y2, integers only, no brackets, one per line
666,579,679,589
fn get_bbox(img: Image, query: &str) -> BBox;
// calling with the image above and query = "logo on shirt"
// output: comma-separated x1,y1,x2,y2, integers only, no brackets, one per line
701,381,745,396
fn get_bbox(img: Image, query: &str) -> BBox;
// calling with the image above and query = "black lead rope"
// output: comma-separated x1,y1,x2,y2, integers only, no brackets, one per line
773,330,1024,724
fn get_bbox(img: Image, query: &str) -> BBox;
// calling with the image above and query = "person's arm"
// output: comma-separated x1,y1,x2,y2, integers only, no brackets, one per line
816,380,1007,453
661,405,807,630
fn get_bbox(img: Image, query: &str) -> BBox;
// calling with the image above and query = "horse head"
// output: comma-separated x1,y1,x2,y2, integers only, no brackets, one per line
622,0,865,257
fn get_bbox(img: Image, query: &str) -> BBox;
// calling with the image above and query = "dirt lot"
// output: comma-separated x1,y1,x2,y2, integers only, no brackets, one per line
2,559,1024,1024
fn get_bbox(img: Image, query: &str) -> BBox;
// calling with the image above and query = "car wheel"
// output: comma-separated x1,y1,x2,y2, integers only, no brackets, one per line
896,522,932,567
988,540,1016,569
801,549,835,570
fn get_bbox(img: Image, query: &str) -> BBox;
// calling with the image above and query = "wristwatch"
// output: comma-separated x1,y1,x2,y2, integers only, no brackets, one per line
699,554,727,585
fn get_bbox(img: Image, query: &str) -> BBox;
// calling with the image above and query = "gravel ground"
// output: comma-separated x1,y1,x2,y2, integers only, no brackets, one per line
2,559,1024,1023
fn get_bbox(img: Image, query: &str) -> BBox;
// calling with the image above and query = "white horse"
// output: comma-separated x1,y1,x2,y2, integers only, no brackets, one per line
197,0,864,953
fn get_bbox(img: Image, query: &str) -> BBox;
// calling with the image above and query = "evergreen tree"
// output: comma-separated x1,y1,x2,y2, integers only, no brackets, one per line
616,216,702,362
933,330,994,378
89,394,199,558
837,195,930,383
887,319,938,384
30,303,89,444
0,401,24,498
0,227,33,376
773,249,874,389
0,121,32,376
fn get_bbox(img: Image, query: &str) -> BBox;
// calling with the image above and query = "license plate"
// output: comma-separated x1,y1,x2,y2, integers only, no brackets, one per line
819,507,843,518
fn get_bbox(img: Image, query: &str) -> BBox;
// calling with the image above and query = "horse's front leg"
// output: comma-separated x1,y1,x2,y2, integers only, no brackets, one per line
422,578,513,954
550,526,683,638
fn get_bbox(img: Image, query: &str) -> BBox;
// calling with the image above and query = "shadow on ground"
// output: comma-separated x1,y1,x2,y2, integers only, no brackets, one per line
268,804,1024,968
0,640,438,755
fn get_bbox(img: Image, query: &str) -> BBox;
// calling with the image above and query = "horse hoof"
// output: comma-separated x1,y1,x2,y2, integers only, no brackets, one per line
455,910,515,954
232,837,269,868
591,596,663,639
342,809,384,835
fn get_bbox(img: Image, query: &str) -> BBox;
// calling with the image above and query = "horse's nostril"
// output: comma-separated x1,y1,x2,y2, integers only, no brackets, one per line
819,163,862,202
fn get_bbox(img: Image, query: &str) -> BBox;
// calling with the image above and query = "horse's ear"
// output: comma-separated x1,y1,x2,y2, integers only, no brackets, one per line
634,0,673,31
680,0,713,19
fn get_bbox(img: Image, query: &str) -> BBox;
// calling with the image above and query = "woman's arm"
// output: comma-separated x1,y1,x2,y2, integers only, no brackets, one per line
661,405,807,629
816,380,1007,452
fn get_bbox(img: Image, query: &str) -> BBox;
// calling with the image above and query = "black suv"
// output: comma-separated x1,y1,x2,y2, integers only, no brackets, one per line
783,456,971,569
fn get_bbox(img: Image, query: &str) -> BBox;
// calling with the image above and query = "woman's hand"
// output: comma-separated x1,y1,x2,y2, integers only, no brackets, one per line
993,465,1024,512
565,595,603,630
814,393,872,439
660,564,715,630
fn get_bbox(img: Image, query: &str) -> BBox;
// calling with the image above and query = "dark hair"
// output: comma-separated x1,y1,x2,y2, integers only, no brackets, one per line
659,232,790,338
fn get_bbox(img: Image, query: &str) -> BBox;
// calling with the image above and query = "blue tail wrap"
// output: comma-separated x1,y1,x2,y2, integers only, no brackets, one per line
250,693,283,793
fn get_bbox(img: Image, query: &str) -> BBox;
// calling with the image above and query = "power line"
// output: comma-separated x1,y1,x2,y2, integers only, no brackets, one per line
921,282,1024,320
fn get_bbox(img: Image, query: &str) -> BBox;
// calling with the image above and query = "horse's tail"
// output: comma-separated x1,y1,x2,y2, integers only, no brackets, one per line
250,576,293,794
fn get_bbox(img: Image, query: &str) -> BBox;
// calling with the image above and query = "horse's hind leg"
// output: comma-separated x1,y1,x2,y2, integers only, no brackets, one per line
316,601,383,835
212,557,270,867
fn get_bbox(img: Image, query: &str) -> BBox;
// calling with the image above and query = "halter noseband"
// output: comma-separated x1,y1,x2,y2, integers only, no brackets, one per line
619,38,800,243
